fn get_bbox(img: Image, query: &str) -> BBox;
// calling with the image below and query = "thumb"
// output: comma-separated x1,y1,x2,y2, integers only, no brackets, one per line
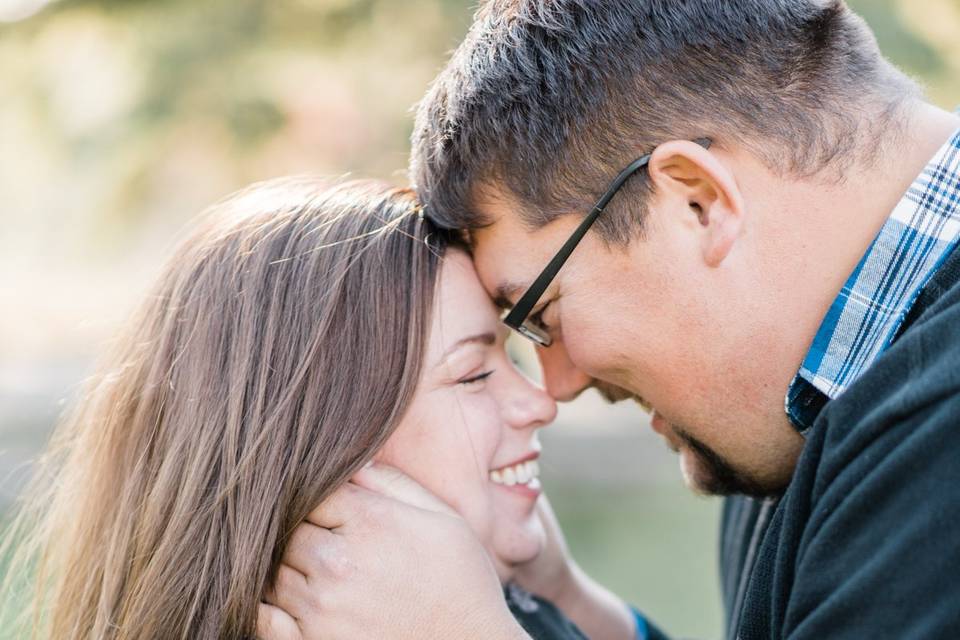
351,462,458,517
255,602,301,640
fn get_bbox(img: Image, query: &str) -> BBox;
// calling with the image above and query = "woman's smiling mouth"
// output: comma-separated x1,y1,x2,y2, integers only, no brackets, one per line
489,453,542,497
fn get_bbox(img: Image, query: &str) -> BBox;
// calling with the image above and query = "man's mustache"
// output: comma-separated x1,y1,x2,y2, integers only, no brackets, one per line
593,381,646,407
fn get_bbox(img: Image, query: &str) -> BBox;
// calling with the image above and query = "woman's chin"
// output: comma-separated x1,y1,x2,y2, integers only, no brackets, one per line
490,514,547,577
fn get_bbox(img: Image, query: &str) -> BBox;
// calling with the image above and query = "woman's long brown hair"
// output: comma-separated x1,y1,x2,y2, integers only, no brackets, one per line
0,178,447,638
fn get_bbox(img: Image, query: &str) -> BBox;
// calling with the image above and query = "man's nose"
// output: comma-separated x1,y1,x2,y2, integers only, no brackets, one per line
535,341,593,402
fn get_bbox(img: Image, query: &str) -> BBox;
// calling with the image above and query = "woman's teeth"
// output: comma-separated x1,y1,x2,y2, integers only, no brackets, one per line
489,460,540,486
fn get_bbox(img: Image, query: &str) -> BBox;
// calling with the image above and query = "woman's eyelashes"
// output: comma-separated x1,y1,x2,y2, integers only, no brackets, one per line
457,370,494,387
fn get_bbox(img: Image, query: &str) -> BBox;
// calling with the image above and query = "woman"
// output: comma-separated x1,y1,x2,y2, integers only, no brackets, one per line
0,178,586,639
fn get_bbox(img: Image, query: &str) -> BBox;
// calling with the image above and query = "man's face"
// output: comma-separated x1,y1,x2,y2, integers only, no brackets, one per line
470,180,804,497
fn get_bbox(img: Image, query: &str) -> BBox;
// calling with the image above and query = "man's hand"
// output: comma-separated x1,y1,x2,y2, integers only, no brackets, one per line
513,496,636,640
256,463,531,640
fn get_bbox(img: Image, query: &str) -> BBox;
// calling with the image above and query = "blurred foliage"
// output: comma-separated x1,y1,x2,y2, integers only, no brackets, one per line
855,0,943,73
0,0,476,357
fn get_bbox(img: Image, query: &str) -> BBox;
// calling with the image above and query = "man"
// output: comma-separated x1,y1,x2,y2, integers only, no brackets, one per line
258,1,960,638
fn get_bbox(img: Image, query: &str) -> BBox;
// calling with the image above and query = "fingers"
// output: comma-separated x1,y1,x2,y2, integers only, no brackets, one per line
351,462,457,517
264,564,310,612
304,464,456,532
282,521,346,579
304,481,373,530
263,464,503,640
255,602,301,640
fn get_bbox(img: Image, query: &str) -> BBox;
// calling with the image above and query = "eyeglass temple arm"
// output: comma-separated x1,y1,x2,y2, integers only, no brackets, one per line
503,137,711,326
504,204,606,327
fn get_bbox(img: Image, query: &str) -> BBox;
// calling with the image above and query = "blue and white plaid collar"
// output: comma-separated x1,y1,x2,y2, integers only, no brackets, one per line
786,126,960,433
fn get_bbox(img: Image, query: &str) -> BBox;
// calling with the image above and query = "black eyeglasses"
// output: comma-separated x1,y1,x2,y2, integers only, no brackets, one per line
502,138,712,346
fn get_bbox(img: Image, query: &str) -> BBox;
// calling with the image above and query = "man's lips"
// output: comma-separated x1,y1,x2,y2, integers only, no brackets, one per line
650,410,668,435
650,410,681,452
590,381,671,445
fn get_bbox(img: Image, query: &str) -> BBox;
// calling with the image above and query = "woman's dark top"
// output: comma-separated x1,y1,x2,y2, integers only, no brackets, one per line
505,583,588,640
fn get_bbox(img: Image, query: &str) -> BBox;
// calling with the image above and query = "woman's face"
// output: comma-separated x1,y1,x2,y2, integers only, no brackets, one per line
375,250,557,582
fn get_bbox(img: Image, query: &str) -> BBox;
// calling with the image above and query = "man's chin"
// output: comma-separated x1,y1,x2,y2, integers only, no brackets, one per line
676,446,781,498
679,449,722,496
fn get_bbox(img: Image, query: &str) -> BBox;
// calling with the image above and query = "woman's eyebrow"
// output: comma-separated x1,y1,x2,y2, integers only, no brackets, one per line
439,332,496,361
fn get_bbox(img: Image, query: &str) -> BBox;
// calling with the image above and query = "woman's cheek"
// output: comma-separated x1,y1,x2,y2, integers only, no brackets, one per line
445,388,502,534
455,389,503,453
374,403,448,488
378,382,502,546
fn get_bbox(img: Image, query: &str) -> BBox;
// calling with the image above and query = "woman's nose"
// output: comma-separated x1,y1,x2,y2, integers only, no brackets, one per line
536,340,592,402
502,372,558,431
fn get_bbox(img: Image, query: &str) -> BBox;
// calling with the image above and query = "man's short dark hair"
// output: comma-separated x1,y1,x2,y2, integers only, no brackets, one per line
410,0,918,242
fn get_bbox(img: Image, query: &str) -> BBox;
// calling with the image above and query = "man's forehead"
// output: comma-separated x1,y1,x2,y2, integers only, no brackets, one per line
466,193,565,304
470,244,518,304
468,220,531,303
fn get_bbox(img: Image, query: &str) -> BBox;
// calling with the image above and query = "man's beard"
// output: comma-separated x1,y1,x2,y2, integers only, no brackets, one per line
672,427,775,498
593,381,778,498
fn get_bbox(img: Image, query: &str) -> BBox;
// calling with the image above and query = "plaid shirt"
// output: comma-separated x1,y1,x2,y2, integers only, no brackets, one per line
786,126,960,433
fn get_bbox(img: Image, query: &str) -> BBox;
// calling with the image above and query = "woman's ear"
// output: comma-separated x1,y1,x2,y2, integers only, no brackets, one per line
647,139,745,267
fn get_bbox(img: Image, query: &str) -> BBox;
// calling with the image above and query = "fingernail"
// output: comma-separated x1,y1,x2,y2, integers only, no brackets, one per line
363,459,374,469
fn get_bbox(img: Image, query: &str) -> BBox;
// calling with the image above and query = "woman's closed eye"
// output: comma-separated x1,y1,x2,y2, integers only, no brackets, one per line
458,370,494,386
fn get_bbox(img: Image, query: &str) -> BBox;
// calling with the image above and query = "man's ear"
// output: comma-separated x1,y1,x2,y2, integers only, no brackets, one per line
646,140,745,267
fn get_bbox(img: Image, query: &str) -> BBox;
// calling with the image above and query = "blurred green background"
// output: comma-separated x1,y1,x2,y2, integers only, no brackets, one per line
0,1,957,638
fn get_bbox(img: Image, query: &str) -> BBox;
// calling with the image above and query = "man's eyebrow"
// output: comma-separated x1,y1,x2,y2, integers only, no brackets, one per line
440,332,497,361
493,282,525,310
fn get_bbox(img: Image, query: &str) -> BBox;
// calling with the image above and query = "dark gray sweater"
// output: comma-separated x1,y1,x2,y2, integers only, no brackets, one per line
721,245,960,639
